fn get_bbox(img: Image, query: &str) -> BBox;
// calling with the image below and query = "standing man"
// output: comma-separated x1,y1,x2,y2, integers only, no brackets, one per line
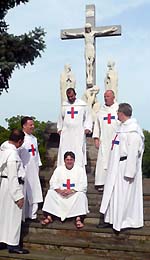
19,116,43,221
41,151,89,228
100,103,144,232
57,88,92,168
0,129,29,254
93,90,118,189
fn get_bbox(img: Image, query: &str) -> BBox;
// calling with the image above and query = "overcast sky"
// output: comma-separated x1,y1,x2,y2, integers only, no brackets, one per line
0,0,149,130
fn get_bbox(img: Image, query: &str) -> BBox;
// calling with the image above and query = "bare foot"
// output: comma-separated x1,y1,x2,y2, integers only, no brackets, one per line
41,215,53,225
75,217,84,229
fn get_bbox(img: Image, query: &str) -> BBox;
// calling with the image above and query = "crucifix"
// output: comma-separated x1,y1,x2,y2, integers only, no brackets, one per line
61,4,121,88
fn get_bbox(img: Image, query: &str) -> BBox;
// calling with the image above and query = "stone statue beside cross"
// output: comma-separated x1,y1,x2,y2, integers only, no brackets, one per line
60,4,121,117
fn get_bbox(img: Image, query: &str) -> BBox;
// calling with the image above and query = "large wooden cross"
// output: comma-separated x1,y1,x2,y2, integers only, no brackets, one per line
61,4,121,88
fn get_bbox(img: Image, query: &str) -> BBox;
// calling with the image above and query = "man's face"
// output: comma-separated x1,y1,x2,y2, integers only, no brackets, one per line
67,91,76,104
104,91,114,106
117,111,124,122
23,120,34,135
64,155,75,170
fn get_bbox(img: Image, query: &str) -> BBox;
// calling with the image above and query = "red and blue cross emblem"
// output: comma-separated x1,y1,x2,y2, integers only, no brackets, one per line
28,144,36,156
111,134,119,150
103,113,115,124
67,107,78,119
63,179,75,189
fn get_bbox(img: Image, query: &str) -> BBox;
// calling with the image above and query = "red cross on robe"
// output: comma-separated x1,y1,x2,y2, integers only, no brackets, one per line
111,134,118,150
31,144,35,156
107,113,111,124
104,113,116,124
67,107,78,119
66,179,70,189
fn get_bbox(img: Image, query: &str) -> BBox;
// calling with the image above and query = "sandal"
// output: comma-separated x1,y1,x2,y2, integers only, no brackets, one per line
75,217,84,229
41,215,53,225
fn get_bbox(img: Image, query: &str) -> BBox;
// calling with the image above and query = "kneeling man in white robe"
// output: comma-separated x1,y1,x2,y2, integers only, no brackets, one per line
41,151,89,228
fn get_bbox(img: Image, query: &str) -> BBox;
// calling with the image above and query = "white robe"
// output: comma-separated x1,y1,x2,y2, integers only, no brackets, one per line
100,118,144,231
93,102,119,185
42,165,89,221
0,142,24,245
19,133,43,204
57,99,92,167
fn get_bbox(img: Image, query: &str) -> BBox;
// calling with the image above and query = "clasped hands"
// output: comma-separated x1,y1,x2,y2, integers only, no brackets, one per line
55,188,75,197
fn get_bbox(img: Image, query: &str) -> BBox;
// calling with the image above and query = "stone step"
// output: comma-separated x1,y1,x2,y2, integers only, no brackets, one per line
19,221,150,259
0,248,149,260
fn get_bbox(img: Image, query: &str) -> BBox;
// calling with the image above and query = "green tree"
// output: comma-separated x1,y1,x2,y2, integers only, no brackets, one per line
143,130,150,178
0,125,9,145
0,0,46,94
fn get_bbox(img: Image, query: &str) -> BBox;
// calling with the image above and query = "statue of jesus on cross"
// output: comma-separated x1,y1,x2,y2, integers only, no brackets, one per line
63,23,117,86
61,4,121,88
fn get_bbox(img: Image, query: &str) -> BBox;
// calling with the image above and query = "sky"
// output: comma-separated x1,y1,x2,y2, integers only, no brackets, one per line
0,0,149,130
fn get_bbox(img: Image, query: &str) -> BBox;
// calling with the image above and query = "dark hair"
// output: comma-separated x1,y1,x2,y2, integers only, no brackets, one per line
118,103,132,117
64,151,75,160
9,129,25,142
66,88,76,96
21,116,33,128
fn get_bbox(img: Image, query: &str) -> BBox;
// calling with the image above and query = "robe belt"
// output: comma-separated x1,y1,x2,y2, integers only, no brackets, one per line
120,156,127,161
0,176,24,184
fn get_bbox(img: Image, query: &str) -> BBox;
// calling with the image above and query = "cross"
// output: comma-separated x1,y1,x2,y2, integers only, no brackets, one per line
28,144,36,156
61,4,121,88
111,134,119,150
67,107,78,119
103,113,116,124
63,179,75,189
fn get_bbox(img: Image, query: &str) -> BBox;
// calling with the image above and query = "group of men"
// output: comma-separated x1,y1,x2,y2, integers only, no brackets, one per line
0,116,42,254
0,87,144,254
52,87,144,233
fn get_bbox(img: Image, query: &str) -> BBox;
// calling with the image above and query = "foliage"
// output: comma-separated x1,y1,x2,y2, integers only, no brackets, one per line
143,130,150,178
0,125,9,145
5,115,22,130
0,0,46,94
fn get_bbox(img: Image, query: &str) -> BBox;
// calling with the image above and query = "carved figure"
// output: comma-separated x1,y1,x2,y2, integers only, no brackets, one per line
104,61,118,101
60,64,76,103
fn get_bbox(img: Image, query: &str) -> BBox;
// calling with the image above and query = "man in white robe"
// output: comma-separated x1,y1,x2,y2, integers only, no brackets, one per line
0,129,29,254
93,90,119,188
100,103,144,232
57,88,92,167
41,151,89,228
19,116,43,221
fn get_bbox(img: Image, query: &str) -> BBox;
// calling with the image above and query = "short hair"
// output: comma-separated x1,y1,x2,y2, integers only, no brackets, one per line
64,151,75,160
104,89,115,97
66,88,76,96
9,129,25,142
21,116,33,128
118,103,132,117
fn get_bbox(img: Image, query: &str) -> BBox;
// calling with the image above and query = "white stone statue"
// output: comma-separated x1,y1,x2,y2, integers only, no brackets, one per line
60,64,76,103
82,85,100,121
104,60,118,101
63,24,117,87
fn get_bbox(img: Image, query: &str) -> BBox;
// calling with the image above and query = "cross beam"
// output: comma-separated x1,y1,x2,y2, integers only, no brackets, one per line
61,4,121,88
